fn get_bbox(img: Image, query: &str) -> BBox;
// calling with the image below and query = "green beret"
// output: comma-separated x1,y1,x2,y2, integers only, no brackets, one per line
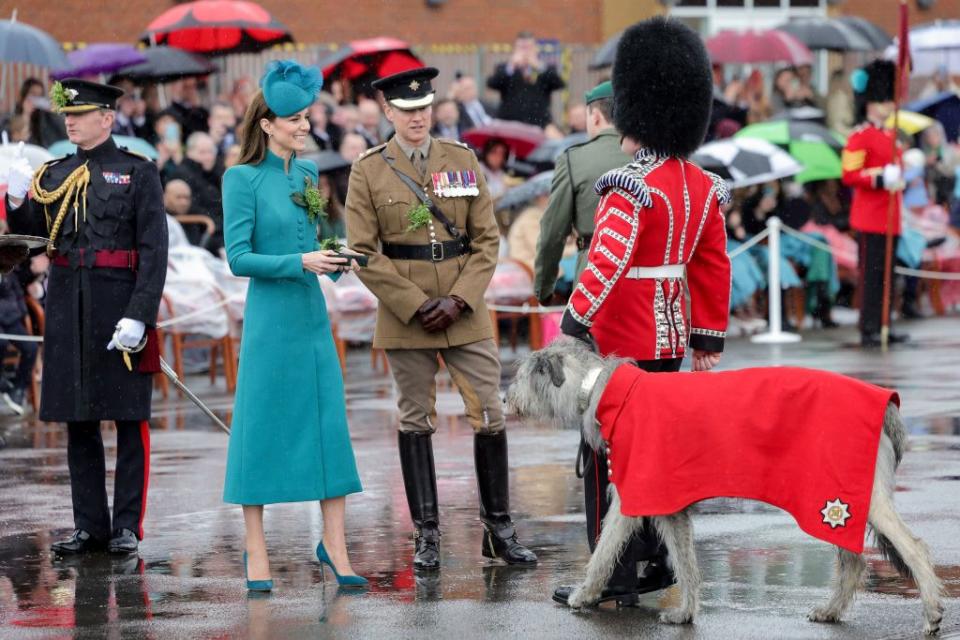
585,81,613,105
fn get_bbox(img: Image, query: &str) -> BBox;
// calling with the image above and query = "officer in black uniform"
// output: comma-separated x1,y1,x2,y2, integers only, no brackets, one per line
3,79,168,555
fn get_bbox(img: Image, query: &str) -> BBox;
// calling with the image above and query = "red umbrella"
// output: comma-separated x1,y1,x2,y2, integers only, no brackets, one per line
462,120,547,160
142,0,293,56
320,37,422,81
706,29,813,65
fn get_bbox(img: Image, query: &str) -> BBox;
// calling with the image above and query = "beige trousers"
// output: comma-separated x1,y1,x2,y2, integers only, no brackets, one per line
386,338,504,435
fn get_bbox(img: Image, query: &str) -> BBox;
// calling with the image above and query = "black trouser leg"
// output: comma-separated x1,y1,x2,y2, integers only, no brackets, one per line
67,421,110,540
582,357,682,588
858,232,897,337
113,420,150,540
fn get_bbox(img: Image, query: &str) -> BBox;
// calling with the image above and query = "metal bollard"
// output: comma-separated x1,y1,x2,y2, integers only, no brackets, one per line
751,217,801,344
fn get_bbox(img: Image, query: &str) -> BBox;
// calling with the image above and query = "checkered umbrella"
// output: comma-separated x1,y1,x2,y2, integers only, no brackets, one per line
735,120,846,184
691,138,802,189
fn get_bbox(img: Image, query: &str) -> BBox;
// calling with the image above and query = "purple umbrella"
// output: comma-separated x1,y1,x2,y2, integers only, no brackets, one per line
51,43,147,79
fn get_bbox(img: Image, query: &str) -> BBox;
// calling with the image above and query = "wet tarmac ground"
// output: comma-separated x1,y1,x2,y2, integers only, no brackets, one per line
0,317,959,639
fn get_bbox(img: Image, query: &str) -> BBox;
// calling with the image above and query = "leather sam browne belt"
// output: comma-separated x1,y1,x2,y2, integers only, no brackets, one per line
52,249,139,271
381,237,470,262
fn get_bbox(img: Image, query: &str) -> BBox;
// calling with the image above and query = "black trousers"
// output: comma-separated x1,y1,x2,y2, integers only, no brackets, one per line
857,232,899,337
582,357,683,588
67,420,151,541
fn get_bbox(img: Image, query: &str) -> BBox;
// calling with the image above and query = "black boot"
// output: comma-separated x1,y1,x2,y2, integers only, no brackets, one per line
51,529,107,556
474,432,537,565
812,283,838,329
398,431,441,571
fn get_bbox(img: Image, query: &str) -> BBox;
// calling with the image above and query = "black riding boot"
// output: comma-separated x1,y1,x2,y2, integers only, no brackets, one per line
398,431,441,570
812,282,838,328
474,431,537,565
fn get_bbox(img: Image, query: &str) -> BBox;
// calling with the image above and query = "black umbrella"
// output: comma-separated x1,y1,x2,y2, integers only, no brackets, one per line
0,18,70,69
590,30,622,70
691,138,802,189
301,151,351,175
835,16,893,51
115,46,216,84
776,17,872,52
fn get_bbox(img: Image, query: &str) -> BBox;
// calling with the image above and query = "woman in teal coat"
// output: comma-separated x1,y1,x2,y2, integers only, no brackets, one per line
222,60,366,591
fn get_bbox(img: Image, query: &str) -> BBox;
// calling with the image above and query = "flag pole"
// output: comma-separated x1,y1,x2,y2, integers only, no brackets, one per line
880,0,909,351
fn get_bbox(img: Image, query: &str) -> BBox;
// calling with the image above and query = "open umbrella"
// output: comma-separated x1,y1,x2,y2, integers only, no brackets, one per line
692,138,802,189
0,142,53,172
115,46,216,84
884,110,937,136
905,91,960,142
775,17,872,52
142,0,293,56
525,132,588,168
300,150,351,175
770,106,826,123
891,20,960,76
319,38,422,81
50,43,147,80
590,30,622,70
462,120,546,160
0,18,70,69
48,136,158,161
706,29,813,66
835,16,893,51
496,171,554,211
735,121,845,184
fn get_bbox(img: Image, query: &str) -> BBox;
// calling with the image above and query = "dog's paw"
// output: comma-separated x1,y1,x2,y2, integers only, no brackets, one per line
659,608,694,625
808,606,842,624
567,585,599,610
923,603,943,636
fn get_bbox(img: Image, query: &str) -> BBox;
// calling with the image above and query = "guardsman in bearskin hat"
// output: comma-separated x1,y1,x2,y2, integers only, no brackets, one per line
553,17,731,606
842,60,907,348
345,68,537,570
2,79,167,555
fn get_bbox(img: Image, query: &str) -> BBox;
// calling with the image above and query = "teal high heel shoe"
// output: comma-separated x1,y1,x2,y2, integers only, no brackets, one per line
243,551,273,592
316,542,368,589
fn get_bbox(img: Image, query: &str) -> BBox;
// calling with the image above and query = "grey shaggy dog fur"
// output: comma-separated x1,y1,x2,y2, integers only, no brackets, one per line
507,337,944,635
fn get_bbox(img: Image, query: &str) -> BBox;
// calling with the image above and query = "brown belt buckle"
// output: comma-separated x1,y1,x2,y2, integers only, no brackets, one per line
430,242,444,262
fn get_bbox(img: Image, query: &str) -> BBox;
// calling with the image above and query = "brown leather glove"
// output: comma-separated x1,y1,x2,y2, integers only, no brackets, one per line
419,296,466,333
0,244,29,275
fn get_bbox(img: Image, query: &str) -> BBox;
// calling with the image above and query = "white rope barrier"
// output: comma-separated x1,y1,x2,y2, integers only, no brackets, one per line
487,303,565,314
0,333,43,342
894,266,960,280
156,293,244,329
727,227,771,259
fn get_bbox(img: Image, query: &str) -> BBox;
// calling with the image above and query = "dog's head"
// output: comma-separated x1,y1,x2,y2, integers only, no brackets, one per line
506,337,604,428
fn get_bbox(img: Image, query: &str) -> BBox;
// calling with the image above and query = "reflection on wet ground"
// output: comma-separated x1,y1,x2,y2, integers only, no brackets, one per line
1,317,959,638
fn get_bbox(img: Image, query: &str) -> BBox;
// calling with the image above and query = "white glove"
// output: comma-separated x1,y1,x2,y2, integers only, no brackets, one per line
881,163,904,192
107,318,147,352
4,143,33,200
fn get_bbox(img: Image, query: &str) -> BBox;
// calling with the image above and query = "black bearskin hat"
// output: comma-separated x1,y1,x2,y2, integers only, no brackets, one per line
852,59,895,122
611,17,712,158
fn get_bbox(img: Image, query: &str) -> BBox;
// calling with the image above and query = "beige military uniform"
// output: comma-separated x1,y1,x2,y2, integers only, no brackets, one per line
346,136,504,434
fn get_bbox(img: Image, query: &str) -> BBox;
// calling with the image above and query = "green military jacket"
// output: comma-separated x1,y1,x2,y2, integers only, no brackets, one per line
533,128,631,303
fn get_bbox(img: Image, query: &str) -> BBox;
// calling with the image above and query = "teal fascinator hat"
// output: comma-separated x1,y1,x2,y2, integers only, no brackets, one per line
260,59,323,117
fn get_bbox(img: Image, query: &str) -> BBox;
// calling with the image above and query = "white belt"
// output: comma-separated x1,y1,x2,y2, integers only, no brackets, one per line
626,264,686,279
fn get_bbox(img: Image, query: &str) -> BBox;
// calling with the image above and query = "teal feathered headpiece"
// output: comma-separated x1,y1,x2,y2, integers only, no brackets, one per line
260,59,323,117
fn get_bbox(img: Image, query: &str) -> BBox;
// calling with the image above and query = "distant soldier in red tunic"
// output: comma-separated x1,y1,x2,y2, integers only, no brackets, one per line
553,17,731,607
841,60,907,348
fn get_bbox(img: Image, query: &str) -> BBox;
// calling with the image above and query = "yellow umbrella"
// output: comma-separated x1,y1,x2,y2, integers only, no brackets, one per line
885,110,936,135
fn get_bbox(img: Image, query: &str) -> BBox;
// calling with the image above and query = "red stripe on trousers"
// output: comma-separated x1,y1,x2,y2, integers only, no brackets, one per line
139,421,150,540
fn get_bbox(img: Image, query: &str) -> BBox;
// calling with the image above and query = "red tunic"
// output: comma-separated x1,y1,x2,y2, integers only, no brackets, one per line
596,364,899,553
842,123,902,235
562,151,731,360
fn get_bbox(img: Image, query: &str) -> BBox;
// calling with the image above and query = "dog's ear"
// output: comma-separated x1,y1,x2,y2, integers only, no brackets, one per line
545,354,566,388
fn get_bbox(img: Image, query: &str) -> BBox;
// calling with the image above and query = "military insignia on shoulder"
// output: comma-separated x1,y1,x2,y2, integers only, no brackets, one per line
439,138,468,149
118,147,151,162
820,498,851,528
703,170,731,205
594,168,652,207
358,142,387,160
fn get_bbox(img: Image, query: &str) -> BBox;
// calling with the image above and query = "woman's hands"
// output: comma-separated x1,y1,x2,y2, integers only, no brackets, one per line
301,249,363,275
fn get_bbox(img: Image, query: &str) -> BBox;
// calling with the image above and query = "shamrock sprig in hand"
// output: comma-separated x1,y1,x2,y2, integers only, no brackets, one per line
319,237,343,252
406,202,432,233
290,176,328,223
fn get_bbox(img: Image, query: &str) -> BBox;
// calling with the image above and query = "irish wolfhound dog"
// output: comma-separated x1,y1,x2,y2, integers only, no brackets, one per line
507,337,943,635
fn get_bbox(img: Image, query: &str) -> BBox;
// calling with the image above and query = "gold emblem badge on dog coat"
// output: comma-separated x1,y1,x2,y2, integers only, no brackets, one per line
821,498,852,528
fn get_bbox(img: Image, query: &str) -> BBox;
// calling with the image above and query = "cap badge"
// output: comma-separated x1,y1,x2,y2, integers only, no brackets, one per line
409,80,421,91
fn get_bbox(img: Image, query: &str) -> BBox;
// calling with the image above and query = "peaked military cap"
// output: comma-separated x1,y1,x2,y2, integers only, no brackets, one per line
51,79,124,114
372,67,439,110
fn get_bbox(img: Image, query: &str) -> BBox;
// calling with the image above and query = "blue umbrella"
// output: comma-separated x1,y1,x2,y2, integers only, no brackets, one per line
51,43,147,80
0,18,70,69
905,91,960,143
48,136,158,161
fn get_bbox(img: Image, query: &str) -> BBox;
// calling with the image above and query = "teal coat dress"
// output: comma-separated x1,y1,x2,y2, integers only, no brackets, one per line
221,149,361,505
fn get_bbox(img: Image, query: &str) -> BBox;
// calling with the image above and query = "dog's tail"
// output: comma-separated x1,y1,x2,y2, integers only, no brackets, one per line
881,401,906,467
875,531,914,580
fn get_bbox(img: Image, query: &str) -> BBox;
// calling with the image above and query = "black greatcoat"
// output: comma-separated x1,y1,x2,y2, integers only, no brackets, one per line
6,137,168,422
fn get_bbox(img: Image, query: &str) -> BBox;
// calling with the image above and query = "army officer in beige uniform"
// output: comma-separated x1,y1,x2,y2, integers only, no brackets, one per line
345,67,537,571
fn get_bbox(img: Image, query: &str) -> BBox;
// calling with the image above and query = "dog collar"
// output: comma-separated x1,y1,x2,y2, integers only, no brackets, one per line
578,367,603,413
